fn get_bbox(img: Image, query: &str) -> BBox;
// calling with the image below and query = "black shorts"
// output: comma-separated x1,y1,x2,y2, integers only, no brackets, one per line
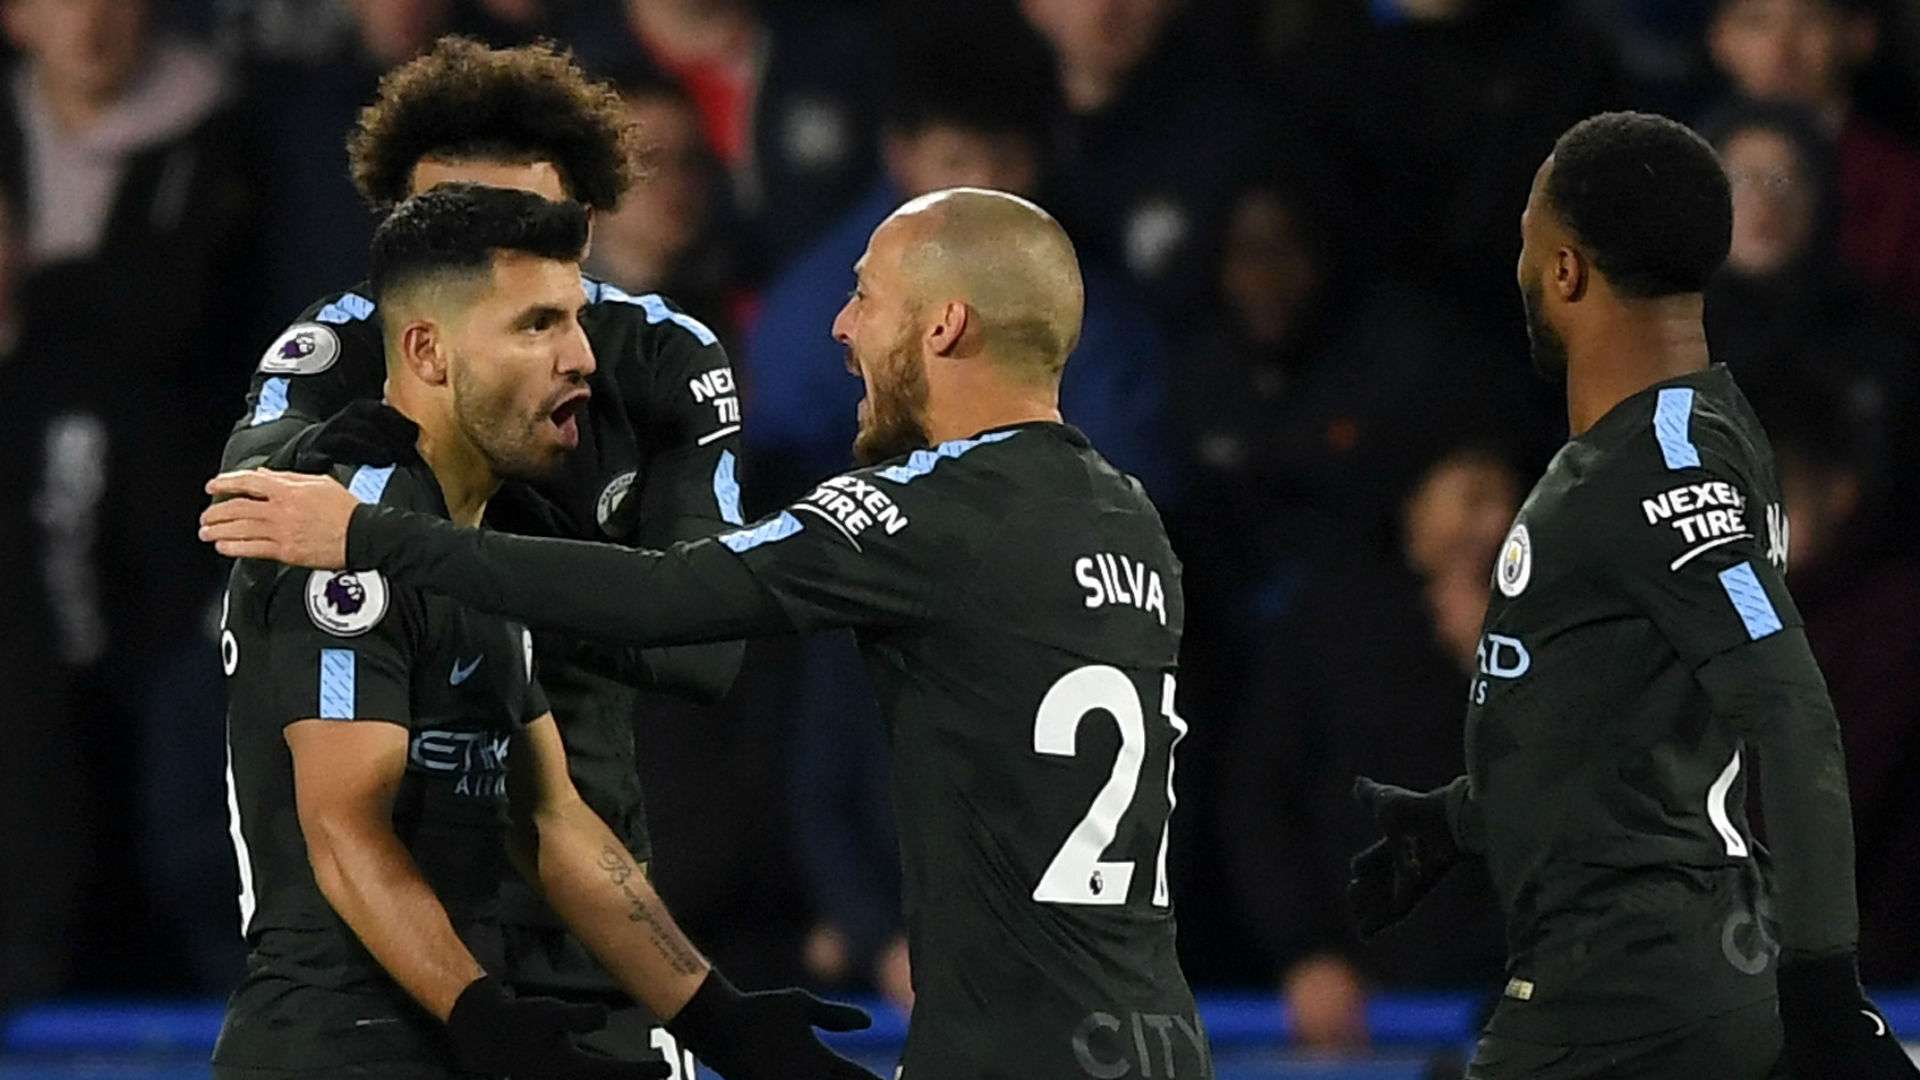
1467,998,1786,1080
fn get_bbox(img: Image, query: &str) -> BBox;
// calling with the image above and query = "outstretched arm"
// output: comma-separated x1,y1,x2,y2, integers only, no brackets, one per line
202,469,794,646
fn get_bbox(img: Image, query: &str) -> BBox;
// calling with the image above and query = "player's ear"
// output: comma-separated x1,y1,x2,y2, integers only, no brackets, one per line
925,299,970,358
1554,246,1587,303
398,321,450,386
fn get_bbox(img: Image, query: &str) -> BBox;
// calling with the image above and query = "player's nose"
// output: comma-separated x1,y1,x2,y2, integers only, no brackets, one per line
559,320,595,378
830,300,854,345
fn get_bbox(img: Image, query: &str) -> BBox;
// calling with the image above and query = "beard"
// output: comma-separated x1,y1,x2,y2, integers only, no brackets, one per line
1522,275,1569,381
450,352,570,483
851,326,931,466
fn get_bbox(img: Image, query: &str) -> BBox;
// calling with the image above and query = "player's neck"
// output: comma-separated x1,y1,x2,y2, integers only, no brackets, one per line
1564,296,1710,436
390,396,499,527
923,383,1062,446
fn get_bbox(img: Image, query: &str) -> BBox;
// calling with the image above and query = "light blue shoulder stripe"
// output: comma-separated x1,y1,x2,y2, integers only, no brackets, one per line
719,511,801,553
316,293,375,325
1718,562,1783,641
347,464,395,504
875,430,1019,484
581,277,718,347
713,450,744,525
1653,387,1701,470
318,648,357,719
249,378,291,427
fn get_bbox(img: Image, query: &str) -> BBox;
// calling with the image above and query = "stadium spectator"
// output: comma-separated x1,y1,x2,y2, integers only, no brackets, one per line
227,1,465,334
1293,0,1628,342
1748,379,1920,987
0,183,89,1010
1572,0,1720,115
1,0,259,993
742,8,1173,507
1707,0,1920,320
1700,99,1914,492
1220,442,1514,1050
789,674,912,1012
1021,0,1279,329
1162,163,1537,953
561,0,882,281
585,67,740,342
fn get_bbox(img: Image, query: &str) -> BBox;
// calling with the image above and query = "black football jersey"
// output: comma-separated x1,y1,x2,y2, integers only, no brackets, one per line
220,278,744,993
344,422,1214,1079
1465,365,1794,1045
214,429,546,1070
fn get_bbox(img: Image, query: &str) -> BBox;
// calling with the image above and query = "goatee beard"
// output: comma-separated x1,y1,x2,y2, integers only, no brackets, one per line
851,337,931,465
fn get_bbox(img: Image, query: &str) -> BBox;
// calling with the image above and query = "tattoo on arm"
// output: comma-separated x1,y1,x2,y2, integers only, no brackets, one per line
598,843,705,976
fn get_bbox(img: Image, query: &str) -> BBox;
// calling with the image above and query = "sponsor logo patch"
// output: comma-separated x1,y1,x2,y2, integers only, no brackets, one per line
792,474,910,550
259,323,341,375
305,570,388,637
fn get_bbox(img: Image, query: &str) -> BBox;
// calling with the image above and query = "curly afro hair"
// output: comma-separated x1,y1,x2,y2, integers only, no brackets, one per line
348,37,639,212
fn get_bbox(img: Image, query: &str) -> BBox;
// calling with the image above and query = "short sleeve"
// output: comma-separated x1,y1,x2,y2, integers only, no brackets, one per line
1599,451,1800,668
631,291,740,460
626,295,746,542
223,291,386,471
256,565,419,728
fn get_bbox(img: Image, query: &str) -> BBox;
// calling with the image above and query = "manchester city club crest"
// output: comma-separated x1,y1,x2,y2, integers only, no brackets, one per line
305,569,389,636
258,322,341,375
1496,523,1533,598
596,471,637,534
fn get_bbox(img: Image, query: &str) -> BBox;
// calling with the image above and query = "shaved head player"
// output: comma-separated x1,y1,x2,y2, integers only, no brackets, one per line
203,188,1215,1080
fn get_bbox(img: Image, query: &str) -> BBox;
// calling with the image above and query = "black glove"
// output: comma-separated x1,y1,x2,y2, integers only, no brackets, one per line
293,400,420,473
1779,953,1919,1078
445,976,670,1080
1348,776,1464,941
666,969,880,1080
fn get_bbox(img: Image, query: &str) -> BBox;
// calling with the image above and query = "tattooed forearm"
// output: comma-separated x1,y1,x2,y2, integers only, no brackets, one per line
598,843,705,976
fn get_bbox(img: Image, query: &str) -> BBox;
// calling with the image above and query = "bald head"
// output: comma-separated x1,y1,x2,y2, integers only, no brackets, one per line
882,187,1085,382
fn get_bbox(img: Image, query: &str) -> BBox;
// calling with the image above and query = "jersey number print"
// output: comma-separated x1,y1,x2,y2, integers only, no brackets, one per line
1032,667,1186,907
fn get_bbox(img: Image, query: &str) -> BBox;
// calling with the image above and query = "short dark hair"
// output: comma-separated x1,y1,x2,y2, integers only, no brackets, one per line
370,184,589,303
1545,111,1732,298
349,37,638,211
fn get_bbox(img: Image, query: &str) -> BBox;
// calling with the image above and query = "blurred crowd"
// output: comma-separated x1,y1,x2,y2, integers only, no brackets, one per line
3,0,1920,1055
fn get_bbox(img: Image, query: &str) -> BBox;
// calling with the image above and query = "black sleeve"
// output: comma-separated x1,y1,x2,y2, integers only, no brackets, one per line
523,671,551,727
1600,452,1855,959
253,563,420,728
346,463,963,644
221,293,385,472
1698,631,1859,960
616,311,748,701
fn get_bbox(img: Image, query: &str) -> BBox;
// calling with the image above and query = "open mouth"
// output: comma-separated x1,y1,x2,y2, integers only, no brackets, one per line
548,391,589,447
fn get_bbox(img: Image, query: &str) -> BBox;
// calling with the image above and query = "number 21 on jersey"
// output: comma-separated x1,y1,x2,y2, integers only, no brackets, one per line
1031,666,1186,907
